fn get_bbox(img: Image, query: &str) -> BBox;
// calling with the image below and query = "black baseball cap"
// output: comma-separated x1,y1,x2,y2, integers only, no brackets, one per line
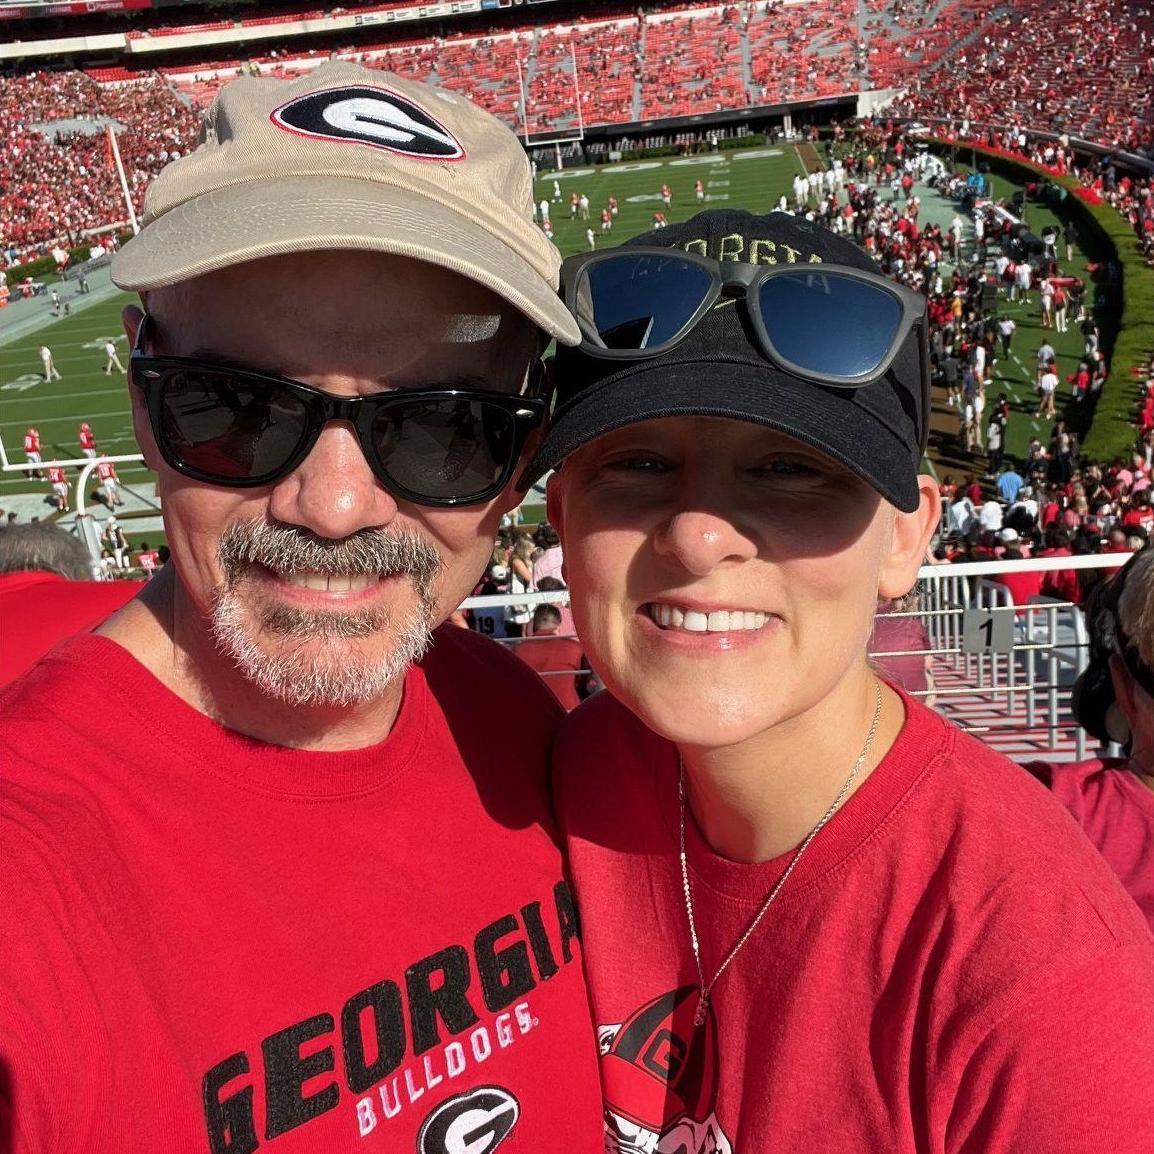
521,210,928,511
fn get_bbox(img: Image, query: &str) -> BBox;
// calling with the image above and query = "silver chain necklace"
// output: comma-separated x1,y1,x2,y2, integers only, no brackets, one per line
679,679,883,1027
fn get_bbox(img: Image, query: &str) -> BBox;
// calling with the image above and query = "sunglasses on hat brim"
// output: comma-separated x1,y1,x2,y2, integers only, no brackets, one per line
129,314,545,507
560,248,930,450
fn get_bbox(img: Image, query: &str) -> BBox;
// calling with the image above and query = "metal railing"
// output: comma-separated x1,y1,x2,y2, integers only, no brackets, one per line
466,554,1132,760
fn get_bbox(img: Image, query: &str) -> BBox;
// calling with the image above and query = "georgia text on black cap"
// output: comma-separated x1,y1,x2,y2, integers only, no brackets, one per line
522,210,929,513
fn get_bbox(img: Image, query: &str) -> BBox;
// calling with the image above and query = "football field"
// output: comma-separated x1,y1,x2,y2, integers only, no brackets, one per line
531,142,808,256
0,297,148,503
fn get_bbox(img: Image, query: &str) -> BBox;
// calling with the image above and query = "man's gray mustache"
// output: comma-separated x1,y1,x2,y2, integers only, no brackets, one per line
217,520,443,586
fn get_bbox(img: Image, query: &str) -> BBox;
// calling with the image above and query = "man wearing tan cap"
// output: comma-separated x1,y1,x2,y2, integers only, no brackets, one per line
0,63,602,1151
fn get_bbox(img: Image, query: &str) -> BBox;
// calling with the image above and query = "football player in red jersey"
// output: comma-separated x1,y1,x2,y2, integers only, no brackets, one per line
46,463,69,511
23,426,44,479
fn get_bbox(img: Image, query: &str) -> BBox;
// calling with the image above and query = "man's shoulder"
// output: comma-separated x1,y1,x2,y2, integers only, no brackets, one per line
553,691,656,792
421,623,564,752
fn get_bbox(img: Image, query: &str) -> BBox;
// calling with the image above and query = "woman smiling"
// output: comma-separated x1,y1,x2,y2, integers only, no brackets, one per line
523,210,1154,1153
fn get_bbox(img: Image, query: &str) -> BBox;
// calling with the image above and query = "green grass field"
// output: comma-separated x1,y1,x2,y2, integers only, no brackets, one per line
0,140,1117,520
0,297,150,500
532,143,807,256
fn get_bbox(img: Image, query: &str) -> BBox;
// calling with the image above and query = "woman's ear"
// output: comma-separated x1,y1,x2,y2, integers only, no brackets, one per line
878,475,941,600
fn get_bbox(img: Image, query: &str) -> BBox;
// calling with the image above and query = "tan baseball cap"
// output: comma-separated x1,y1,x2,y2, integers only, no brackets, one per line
112,61,579,345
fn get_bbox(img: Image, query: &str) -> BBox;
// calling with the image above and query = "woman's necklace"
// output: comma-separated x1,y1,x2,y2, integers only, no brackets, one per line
678,679,883,1028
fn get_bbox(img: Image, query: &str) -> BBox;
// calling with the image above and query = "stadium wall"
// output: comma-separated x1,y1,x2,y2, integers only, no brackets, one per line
0,31,121,57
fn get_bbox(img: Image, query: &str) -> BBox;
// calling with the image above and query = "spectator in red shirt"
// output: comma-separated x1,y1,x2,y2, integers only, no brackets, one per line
1030,547,1154,933
993,538,1044,604
1039,527,1081,603
0,523,141,687
515,603,586,710
1123,491,1154,533
1105,527,1134,554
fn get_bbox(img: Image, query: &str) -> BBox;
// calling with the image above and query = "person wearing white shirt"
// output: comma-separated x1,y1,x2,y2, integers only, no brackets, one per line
1037,368,1059,418
979,499,1004,532
1014,261,1032,303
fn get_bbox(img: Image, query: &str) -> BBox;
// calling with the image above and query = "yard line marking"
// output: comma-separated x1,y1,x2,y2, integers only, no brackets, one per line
0,386,130,406
1,408,133,424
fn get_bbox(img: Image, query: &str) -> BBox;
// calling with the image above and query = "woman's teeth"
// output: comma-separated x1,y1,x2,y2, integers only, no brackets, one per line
281,572,379,592
647,604,768,632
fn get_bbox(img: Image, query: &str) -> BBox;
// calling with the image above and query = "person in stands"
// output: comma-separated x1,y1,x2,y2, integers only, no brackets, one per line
524,209,1154,1151
515,602,587,710
1029,546,1154,932
0,522,142,687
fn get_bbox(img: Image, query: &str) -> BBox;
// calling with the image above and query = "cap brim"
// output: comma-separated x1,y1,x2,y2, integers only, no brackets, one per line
111,174,580,346
521,358,921,511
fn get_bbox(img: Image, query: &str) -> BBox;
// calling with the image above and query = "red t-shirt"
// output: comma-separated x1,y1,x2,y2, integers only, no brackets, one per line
0,572,142,687
515,634,586,711
79,428,96,450
1038,546,1081,603
993,566,1044,604
1026,757,1154,934
553,691,1154,1152
0,627,603,1151
47,465,66,486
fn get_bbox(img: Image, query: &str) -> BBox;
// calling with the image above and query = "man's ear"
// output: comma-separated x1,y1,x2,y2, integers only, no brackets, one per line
878,475,941,600
501,356,555,515
122,303,163,475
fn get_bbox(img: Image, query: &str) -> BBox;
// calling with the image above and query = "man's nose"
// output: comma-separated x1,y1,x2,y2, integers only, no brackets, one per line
266,421,401,540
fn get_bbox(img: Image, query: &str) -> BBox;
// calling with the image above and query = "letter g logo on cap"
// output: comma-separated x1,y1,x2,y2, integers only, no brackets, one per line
418,1086,520,1154
271,85,466,160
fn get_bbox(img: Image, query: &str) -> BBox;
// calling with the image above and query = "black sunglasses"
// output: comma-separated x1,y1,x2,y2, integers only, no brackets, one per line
129,315,546,507
561,248,930,448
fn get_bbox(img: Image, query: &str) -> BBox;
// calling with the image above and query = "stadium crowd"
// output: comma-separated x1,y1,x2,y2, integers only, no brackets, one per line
890,0,1154,157
1,69,200,258
4,0,1153,258
809,123,1154,594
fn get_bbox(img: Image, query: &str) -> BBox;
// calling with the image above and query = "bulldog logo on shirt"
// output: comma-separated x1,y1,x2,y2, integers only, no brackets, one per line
417,1086,519,1154
598,986,734,1154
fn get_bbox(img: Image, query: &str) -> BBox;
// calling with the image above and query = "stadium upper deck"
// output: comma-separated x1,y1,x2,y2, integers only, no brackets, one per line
1,0,1152,256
